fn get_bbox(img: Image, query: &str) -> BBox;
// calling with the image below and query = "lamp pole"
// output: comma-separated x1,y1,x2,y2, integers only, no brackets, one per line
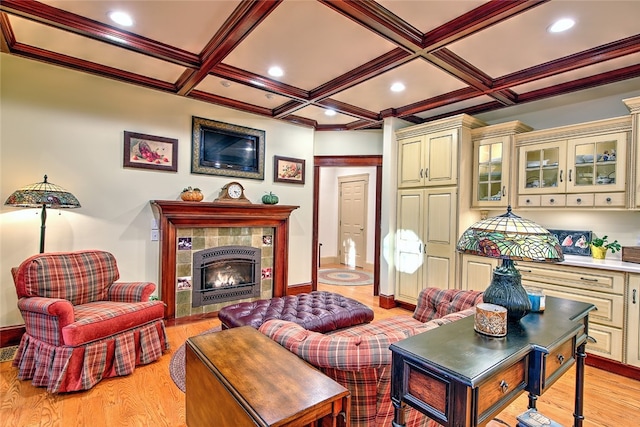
40,203,47,253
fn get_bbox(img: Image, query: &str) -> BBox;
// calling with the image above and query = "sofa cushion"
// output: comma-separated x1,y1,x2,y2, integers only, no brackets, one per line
62,301,165,346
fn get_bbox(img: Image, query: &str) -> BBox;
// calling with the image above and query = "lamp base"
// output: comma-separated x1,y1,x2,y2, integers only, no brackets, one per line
483,259,531,322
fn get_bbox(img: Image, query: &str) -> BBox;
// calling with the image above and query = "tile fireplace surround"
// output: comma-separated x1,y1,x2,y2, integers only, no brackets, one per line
150,200,299,320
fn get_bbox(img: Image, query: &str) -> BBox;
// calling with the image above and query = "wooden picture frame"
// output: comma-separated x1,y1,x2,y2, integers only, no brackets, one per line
274,156,305,184
123,131,178,172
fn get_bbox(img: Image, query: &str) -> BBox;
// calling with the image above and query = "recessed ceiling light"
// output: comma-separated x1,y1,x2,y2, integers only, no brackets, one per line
268,66,284,77
548,18,575,33
265,93,274,100
390,82,405,92
108,11,133,27
220,81,231,87
325,109,337,116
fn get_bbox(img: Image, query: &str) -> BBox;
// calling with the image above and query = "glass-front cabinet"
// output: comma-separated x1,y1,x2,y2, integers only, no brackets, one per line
567,133,626,193
472,121,532,208
516,117,630,208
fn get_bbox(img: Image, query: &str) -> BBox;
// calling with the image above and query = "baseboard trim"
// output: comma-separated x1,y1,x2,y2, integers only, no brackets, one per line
586,353,640,381
287,283,313,295
0,325,25,348
379,294,398,309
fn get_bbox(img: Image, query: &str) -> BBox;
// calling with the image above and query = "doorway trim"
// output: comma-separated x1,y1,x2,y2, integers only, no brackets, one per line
313,155,382,296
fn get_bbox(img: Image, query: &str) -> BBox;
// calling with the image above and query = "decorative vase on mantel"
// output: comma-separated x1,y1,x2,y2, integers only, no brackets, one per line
180,187,204,202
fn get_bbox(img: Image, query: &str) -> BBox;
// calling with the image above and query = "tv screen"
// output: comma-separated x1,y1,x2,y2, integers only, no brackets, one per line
200,128,259,173
191,117,265,180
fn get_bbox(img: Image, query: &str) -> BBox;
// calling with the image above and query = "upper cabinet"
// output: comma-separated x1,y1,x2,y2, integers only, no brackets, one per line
397,115,486,188
623,96,640,210
515,116,632,209
471,121,532,208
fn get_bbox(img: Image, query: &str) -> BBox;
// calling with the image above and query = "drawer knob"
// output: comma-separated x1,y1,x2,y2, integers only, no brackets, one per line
550,198,555,203
557,354,565,365
526,199,531,204
606,197,612,203
576,198,582,203
499,380,509,394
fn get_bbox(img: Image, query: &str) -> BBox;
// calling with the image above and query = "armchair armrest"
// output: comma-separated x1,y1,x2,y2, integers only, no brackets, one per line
108,282,156,302
17,297,75,345
259,319,411,370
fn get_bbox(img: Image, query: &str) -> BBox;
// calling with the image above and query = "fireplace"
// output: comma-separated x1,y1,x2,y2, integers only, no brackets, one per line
192,246,261,307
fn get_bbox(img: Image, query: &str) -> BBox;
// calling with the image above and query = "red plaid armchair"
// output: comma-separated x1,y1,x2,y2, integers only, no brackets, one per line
11,250,168,393
259,288,483,427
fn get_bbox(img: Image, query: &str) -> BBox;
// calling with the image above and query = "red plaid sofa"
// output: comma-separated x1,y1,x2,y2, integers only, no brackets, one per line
259,288,483,427
11,250,168,393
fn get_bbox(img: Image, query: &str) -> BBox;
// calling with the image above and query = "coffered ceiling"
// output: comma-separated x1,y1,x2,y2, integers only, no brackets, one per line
2,0,639,131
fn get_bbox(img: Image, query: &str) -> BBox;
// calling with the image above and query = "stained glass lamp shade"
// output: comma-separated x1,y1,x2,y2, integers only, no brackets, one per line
456,206,563,321
4,175,81,253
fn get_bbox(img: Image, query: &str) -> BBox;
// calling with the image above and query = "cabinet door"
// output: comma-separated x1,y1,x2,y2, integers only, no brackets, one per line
473,136,510,207
628,274,640,368
518,141,566,194
398,136,426,188
566,132,626,193
423,188,457,291
395,189,425,303
425,129,458,187
461,255,497,291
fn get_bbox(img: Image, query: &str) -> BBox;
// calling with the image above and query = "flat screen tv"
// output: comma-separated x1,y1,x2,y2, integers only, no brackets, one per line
191,116,265,180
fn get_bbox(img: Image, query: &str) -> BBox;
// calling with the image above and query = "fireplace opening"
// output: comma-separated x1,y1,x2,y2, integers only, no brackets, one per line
192,246,261,307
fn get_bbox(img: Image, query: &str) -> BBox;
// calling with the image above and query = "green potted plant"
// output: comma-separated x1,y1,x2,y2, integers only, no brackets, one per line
588,235,621,259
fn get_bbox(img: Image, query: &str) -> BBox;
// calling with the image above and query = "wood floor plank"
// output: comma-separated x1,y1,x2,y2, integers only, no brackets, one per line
0,279,637,426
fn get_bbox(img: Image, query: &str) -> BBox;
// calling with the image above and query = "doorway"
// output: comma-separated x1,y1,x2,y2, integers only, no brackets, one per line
312,156,382,296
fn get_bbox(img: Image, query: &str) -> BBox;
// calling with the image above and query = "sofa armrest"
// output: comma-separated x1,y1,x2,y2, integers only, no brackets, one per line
413,288,483,323
108,282,156,302
259,319,412,370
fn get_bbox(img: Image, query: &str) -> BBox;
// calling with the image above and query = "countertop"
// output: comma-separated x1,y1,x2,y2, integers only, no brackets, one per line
557,254,640,274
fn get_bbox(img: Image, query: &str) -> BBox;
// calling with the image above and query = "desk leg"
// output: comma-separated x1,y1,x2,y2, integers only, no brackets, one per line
391,398,406,427
573,342,587,427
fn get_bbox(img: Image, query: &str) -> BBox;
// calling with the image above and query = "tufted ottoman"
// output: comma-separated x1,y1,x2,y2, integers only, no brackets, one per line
218,291,374,333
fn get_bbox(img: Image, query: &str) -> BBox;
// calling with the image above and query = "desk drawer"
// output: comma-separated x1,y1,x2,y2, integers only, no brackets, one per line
477,358,527,418
544,338,576,390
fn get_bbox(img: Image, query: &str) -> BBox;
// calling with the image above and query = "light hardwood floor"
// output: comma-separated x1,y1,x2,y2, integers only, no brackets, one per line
1,282,638,426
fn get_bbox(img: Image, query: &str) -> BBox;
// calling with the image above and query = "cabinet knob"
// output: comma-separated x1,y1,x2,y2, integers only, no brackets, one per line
557,354,565,365
550,198,555,203
576,198,582,203
499,380,509,394
526,199,531,204
606,197,612,203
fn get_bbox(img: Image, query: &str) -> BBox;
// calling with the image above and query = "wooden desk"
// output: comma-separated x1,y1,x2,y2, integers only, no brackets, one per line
390,297,595,427
186,326,350,427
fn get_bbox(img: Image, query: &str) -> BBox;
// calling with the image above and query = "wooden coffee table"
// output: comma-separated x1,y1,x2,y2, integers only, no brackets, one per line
185,325,351,427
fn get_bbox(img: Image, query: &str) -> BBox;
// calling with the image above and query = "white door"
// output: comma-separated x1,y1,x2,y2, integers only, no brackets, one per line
338,175,368,268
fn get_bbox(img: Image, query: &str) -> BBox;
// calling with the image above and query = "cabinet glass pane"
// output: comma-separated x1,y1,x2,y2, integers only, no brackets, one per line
477,142,503,201
525,147,559,188
595,139,617,186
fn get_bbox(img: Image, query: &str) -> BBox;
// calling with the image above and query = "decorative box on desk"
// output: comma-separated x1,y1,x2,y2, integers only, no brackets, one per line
390,297,595,427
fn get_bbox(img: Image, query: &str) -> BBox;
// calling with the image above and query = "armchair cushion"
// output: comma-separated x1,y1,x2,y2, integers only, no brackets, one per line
11,250,168,393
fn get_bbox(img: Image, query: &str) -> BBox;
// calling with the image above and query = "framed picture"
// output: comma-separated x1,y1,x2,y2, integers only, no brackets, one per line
548,229,592,256
274,155,305,184
191,116,265,180
124,131,178,172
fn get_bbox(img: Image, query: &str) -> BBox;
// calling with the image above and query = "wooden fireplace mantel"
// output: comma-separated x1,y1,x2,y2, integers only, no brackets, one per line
150,200,299,319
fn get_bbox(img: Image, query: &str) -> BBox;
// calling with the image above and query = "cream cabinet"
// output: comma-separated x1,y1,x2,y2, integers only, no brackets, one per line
460,254,497,292
471,121,532,208
396,188,457,304
627,274,640,368
397,128,459,188
516,262,625,361
515,116,631,209
623,96,640,209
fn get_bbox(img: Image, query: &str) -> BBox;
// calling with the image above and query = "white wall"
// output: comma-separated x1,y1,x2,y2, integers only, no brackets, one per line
0,54,315,327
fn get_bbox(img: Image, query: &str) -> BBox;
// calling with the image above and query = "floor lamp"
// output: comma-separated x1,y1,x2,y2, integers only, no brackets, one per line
456,206,564,322
4,175,81,253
